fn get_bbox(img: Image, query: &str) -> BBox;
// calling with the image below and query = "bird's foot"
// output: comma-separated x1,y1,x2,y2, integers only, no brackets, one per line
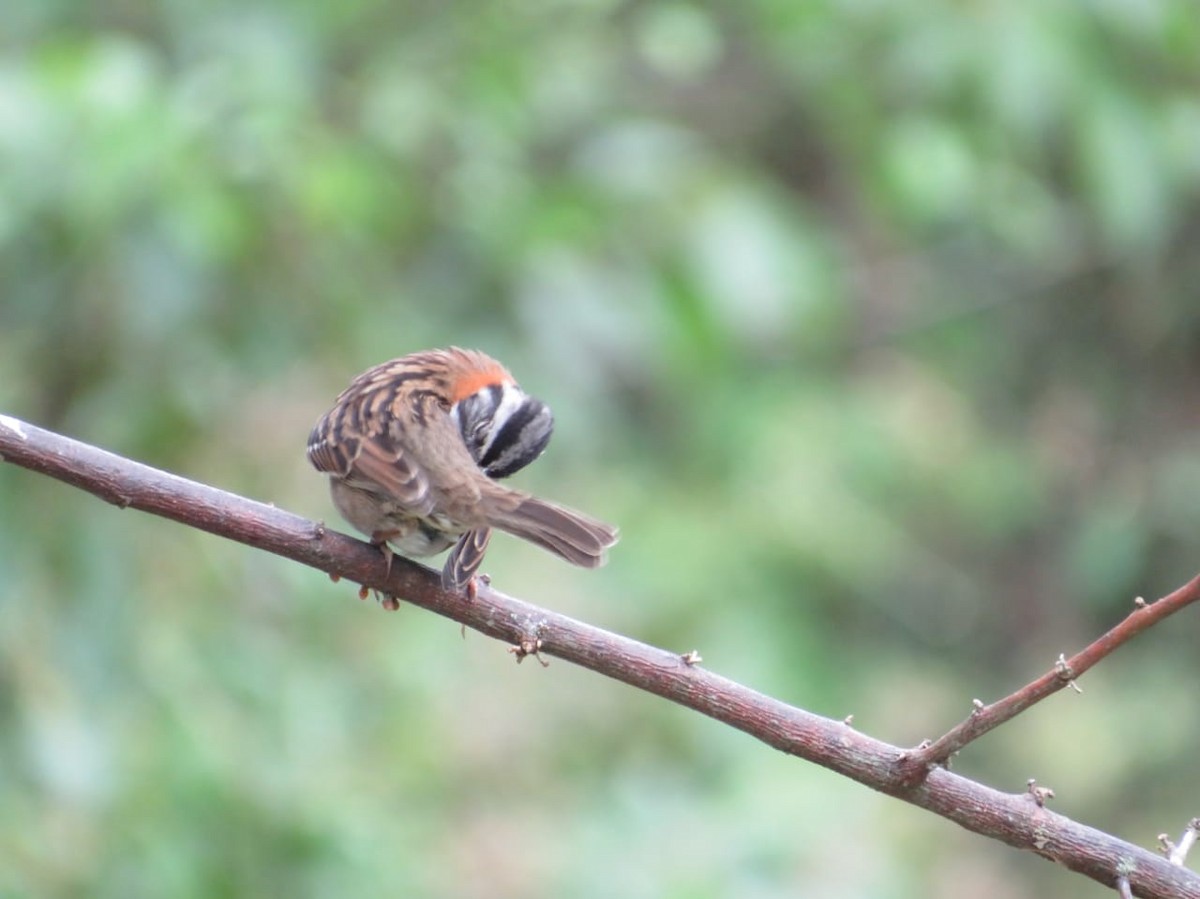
356,582,400,611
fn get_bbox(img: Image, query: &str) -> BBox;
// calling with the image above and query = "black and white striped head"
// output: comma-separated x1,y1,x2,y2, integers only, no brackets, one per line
451,382,554,480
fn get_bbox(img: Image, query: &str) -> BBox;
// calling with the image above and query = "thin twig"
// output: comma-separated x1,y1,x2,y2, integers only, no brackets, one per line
1167,820,1200,867
1117,873,1135,899
895,582,1200,785
2,413,1199,899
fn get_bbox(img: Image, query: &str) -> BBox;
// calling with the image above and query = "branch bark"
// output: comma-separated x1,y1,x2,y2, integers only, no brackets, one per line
2,412,1198,899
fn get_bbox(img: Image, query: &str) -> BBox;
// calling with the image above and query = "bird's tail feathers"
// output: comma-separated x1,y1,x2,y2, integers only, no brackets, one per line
487,493,618,568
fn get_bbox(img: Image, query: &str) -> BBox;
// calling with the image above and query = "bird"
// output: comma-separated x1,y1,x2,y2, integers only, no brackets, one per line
307,347,618,599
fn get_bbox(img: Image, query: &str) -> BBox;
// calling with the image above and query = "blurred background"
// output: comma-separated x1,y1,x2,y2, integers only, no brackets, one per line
2,1,1200,896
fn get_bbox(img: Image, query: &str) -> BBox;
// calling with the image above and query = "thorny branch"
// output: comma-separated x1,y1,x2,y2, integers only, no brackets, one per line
2,413,1199,899
896,578,1200,784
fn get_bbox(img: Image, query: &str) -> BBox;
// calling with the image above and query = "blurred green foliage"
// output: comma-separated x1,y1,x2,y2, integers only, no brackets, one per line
3,1,1200,896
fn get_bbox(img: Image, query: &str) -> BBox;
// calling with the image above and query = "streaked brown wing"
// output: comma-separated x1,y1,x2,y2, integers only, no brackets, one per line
306,379,439,517
342,432,435,515
309,352,501,526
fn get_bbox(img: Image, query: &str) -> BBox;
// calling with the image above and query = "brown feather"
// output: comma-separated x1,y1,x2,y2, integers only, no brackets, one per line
442,527,493,592
484,492,619,568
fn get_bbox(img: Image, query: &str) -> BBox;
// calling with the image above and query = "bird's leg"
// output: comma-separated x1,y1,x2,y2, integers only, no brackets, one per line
369,531,401,610
370,531,397,578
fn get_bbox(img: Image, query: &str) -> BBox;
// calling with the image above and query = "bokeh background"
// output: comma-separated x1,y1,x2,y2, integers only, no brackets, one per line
3,2,1200,896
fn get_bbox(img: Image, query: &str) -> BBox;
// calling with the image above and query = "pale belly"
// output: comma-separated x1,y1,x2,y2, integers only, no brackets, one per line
328,479,462,556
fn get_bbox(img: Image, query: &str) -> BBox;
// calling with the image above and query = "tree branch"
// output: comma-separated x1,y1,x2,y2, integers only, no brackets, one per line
2,413,1198,899
896,580,1200,783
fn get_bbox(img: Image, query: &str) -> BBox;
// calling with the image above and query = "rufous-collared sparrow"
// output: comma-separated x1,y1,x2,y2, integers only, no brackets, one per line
307,347,618,598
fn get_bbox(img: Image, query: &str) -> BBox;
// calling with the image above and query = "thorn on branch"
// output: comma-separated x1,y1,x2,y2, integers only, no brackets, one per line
1133,596,1147,609
1054,654,1082,693
1054,654,1073,679
843,714,854,727
509,637,548,667
680,649,702,667
1026,778,1055,807
972,698,985,712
